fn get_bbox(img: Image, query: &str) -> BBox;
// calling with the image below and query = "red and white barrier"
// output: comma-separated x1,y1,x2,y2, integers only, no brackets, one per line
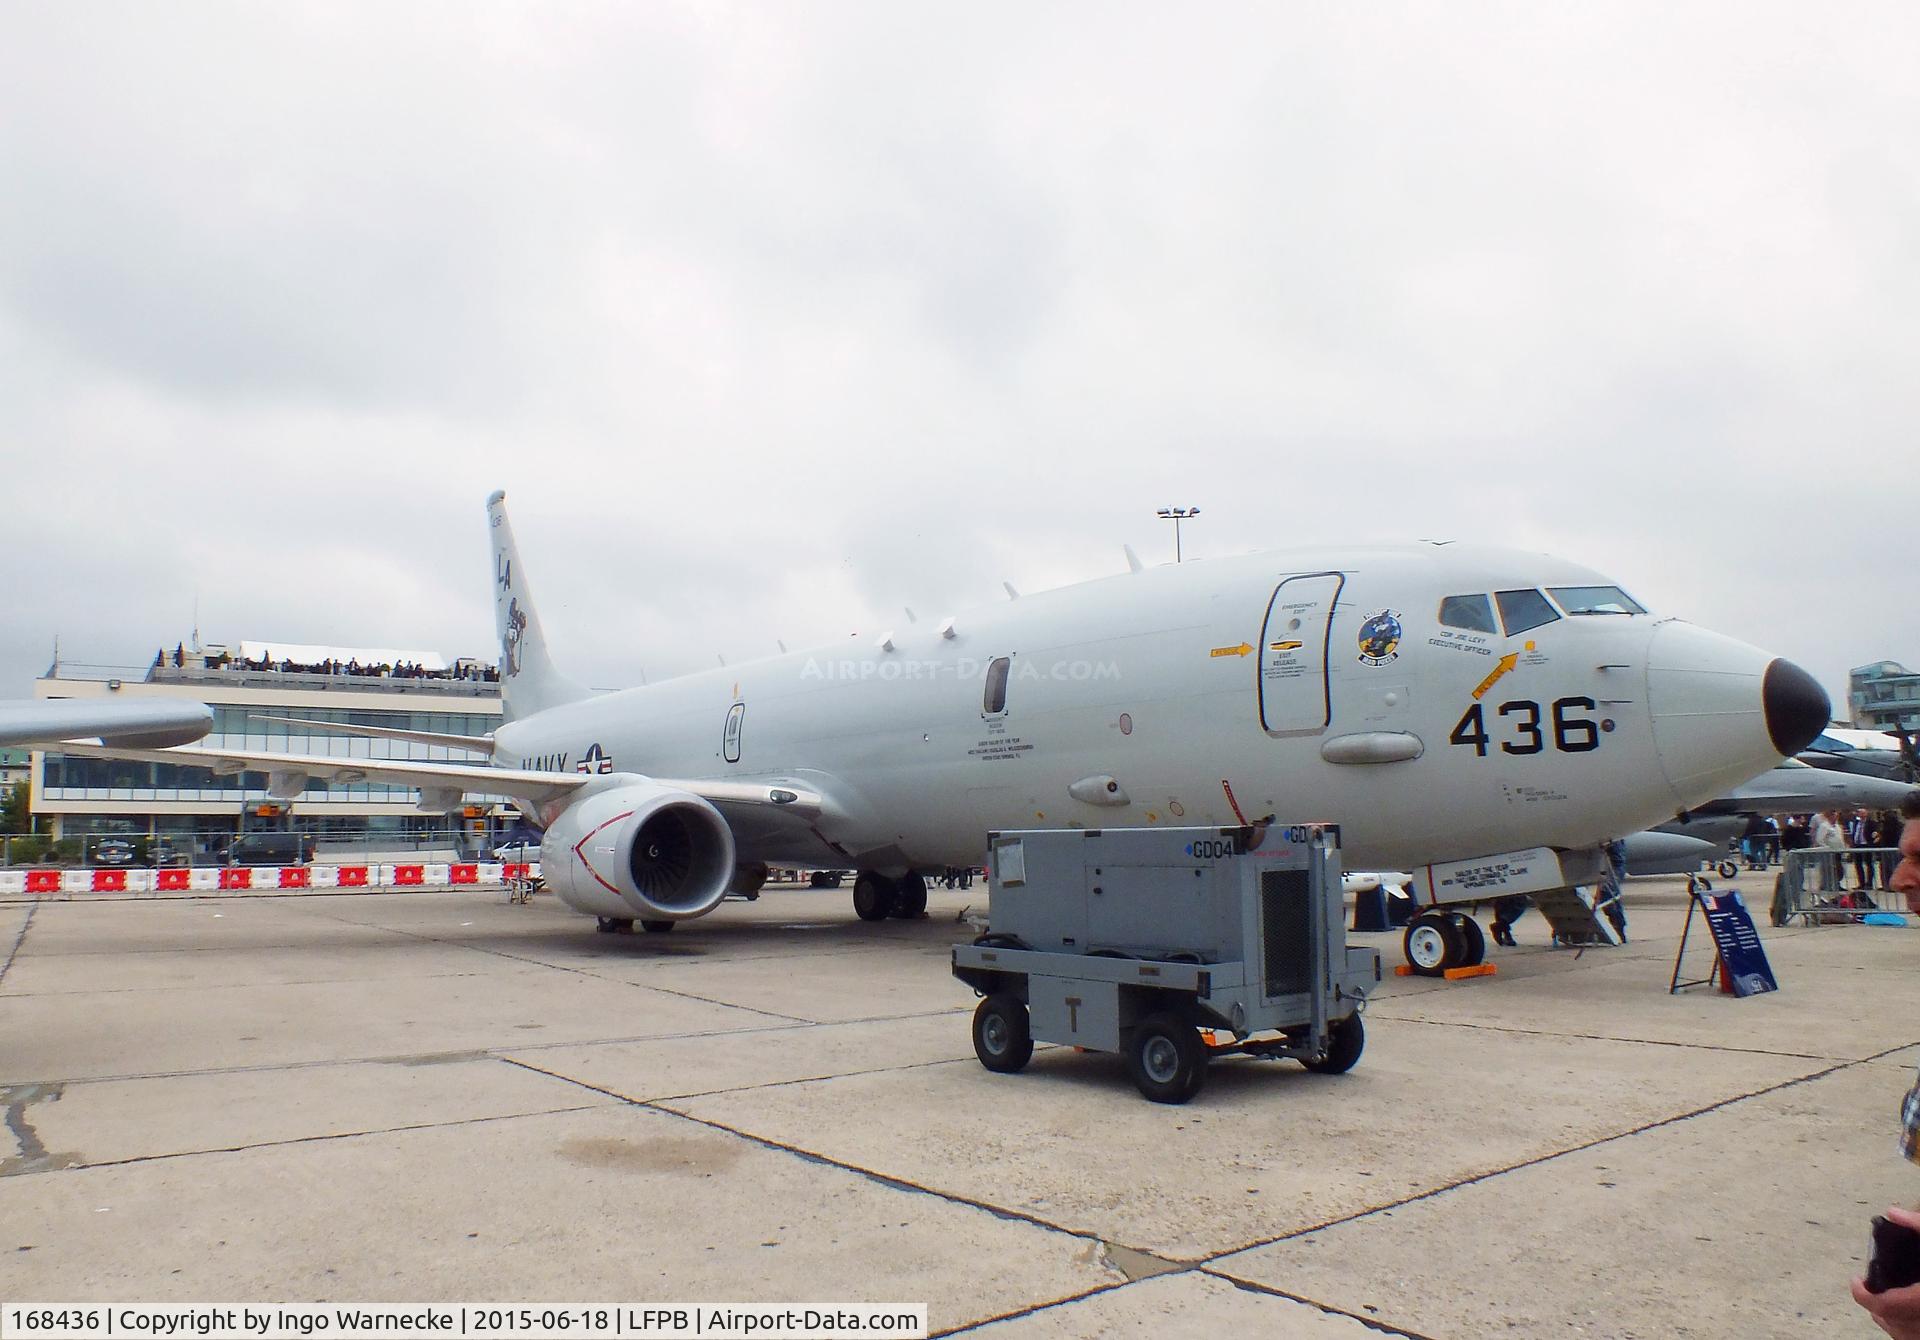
0,862,538,897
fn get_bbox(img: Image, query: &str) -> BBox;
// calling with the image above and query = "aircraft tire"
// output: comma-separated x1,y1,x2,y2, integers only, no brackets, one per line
640,920,674,933
595,917,634,934
891,874,929,919
1717,859,1740,879
853,871,897,922
1403,913,1463,976
1127,1014,1207,1104
1303,1012,1365,1075
1446,912,1487,966
972,994,1034,1073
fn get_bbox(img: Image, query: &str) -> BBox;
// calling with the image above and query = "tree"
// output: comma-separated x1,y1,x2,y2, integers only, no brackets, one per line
0,780,31,835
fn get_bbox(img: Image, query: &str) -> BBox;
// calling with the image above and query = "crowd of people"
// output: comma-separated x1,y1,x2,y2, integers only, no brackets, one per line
151,645,499,683
1743,807,1908,895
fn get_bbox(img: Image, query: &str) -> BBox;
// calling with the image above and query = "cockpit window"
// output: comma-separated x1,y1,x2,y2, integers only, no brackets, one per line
1548,585,1646,616
1495,589,1562,636
1437,594,1497,634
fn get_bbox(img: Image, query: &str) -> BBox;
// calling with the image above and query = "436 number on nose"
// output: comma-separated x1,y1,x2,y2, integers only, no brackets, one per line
1449,697,1600,757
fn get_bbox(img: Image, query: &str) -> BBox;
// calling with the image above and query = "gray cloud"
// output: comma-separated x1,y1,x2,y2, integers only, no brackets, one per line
1,2,1914,711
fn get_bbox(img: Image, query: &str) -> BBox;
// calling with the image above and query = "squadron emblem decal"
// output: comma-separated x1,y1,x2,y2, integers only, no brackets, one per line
1357,609,1403,667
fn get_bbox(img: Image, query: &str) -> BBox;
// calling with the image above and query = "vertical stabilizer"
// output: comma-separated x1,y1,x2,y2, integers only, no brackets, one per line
487,491,588,721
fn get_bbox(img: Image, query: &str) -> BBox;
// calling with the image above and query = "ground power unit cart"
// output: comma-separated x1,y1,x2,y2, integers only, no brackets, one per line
952,823,1380,1103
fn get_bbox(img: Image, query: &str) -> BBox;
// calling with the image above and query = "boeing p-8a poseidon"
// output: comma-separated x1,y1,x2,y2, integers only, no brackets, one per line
71,492,1829,973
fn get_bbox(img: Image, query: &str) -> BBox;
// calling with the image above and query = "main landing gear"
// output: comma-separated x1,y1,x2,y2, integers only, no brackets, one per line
852,870,930,922
595,916,675,934
1402,909,1487,976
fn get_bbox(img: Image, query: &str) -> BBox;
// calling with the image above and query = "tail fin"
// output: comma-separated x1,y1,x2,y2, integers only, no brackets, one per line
488,490,588,721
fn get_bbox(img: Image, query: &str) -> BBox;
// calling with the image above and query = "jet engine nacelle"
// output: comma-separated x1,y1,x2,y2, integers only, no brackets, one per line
540,778,736,922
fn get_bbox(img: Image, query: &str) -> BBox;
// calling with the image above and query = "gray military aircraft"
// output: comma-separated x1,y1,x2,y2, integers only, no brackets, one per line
1623,761,1916,878
67,492,1830,972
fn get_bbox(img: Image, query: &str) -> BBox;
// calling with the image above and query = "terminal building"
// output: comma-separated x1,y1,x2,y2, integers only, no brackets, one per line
1850,661,1920,735
30,640,506,856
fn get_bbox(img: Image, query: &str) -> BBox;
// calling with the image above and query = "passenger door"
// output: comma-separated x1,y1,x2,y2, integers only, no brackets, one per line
1257,572,1344,736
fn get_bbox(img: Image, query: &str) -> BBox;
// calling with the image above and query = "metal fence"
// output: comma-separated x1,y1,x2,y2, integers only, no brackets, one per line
1768,847,1906,926
0,829,497,869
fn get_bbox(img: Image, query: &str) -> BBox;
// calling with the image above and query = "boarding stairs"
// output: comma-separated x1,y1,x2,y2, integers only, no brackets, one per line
1532,884,1624,947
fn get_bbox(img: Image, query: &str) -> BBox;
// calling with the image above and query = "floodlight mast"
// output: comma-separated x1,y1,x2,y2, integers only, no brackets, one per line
1155,507,1201,563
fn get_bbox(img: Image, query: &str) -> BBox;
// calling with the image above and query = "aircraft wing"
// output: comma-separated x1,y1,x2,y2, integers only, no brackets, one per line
1701,761,1914,817
52,743,827,821
0,699,212,749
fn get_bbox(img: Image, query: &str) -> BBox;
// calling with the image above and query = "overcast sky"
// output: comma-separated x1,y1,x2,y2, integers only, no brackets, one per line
2,3,1914,712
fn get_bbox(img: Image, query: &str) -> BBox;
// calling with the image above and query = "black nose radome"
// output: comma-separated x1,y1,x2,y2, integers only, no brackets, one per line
1763,659,1829,757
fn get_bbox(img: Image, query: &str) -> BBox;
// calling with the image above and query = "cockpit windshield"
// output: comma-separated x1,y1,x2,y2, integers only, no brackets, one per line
1548,585,1646,616
1495,589,1561,636
1437,594,1497,634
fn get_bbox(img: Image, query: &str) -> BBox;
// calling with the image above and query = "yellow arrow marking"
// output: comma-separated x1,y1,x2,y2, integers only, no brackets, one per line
1268,640,1303,652
1210,642,1254,658
1472,653,1520,700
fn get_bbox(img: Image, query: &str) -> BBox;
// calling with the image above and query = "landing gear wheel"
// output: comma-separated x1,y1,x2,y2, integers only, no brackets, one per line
972,994,1034,1073
1445,912,1486,966
1303,1012,1366,1075
1403,912,1465,976
595,916,634,934
1126,1014,1208,1104
1717,859,1740,879
891,873,929,919
852,871,898,922
640,920,674,933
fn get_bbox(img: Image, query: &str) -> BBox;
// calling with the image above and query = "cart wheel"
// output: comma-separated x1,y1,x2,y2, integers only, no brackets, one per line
595,916,633,934
1303,1012,1365,1075
1126,1014,1207,1104
1445,912,1486,967
891,873,929,919
852,871,897,922
972,994,1033,1073
1402,913,1462,976
640,920,674,933
1717,860,1740,879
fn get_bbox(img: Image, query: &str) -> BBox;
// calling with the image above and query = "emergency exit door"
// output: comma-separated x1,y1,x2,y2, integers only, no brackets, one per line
1257,572,1344,735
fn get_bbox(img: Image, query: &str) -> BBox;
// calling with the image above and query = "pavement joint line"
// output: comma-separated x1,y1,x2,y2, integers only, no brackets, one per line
0,1082,61,1174
496,1054,1140,1258
1200,1269,1441,1340
0,903,36,988
4,1004,975,1088
573,1052,980,1106
0,970,507,1000
300,909,818,1025
0,1017,833,1088
932,1278,1142,1337
1198,1039,1920,1264
1358,1013,1847,1062
0,1102,608,1178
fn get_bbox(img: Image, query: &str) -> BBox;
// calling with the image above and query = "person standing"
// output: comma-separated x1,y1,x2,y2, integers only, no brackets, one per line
1812,809,1848,892
1893,793,1920,912
1849,810,1878,894
1854,795,1920,1334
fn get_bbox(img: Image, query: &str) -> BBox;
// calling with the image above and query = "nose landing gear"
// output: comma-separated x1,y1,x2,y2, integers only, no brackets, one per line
1402,909,1488,975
